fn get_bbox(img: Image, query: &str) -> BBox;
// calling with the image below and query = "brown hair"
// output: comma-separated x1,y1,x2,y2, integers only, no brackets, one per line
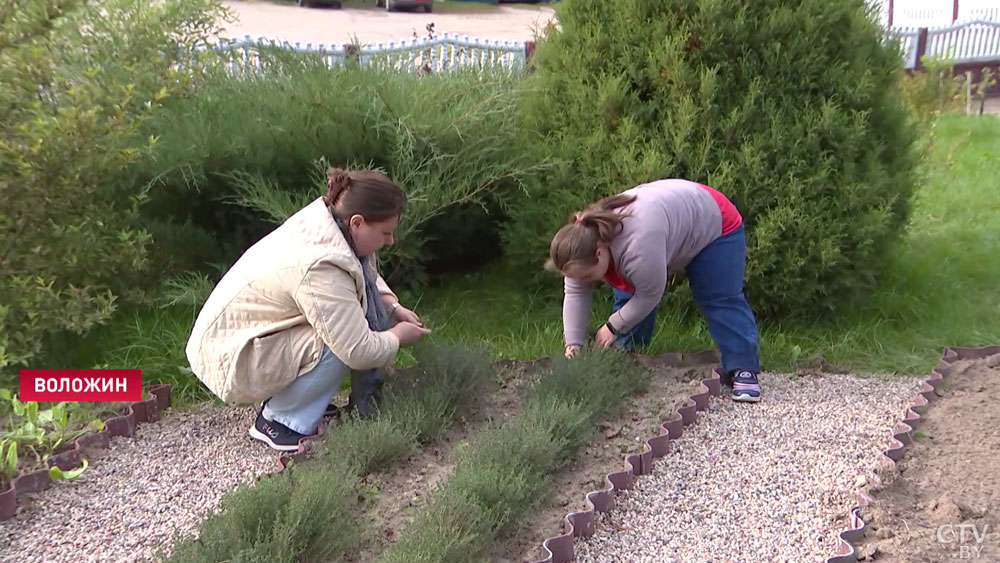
545,193,637,272
323,167,406,223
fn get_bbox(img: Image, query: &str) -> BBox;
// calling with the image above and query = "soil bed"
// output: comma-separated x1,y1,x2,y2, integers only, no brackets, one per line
488,356,713,563
344,358,545,562
855,353,1000,562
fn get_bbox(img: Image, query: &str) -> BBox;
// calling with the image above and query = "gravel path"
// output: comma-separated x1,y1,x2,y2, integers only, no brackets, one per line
0,404,278,563
573,371,924,563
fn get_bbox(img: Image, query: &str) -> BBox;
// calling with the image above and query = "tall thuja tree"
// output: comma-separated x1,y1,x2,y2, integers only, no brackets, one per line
0,0,229,376
509,0,921,318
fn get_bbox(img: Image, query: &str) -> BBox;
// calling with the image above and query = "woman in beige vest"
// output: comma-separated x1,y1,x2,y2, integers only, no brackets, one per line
185,167,430,451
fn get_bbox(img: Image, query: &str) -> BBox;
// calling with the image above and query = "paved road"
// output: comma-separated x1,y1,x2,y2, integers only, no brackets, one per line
220,0,557,46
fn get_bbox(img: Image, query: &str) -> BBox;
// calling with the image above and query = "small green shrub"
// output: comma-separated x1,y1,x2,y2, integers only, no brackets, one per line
386,342,494,441
508,0,922,318
897,56,967,121
532,346,650,418
0,390,111,488
269,463,360,560
322,415,418,476
379,489,501,563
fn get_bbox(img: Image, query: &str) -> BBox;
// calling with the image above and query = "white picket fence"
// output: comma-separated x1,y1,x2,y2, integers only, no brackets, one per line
890,19,1000,68
207,17,1000,76
210,33,530,75
875,0,999,28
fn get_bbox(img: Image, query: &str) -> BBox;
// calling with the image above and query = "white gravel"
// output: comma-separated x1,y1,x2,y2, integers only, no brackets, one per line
0,404,279,563
573,371,924,563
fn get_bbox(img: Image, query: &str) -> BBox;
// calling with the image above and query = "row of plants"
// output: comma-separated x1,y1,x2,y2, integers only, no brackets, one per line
377,347,648,562
162,341,496,562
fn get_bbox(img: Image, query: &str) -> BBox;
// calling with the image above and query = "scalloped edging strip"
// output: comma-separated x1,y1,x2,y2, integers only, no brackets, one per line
533,349,723,563
825,345,1000,563
0,384,172,521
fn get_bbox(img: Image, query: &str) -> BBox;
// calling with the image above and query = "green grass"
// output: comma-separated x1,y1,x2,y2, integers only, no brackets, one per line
406,113,1000,375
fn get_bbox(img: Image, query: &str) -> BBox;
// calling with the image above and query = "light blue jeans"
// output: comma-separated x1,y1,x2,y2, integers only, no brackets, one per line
262,345,347,435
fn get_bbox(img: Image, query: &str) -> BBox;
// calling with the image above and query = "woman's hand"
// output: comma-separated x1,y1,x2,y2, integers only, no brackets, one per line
388,321,431,347
594,324,615,349
392,304,422,326
564,345,581,358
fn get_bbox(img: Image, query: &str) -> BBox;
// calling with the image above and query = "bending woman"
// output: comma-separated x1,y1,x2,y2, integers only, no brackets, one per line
547,179,762,403
186,167,431,451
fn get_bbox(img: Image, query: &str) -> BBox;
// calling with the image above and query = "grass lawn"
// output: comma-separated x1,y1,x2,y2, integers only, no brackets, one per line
32,113,1000,406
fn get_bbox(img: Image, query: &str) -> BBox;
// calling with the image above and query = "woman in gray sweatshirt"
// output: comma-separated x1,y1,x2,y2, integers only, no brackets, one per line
546,178,761,403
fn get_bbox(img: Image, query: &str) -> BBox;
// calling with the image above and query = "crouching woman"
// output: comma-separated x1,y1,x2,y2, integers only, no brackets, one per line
185,167,430,451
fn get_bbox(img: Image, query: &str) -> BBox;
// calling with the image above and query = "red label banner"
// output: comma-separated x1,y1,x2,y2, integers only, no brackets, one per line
19,370,143,402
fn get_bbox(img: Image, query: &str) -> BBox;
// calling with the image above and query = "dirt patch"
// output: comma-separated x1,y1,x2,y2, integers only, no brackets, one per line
489,357,715,563
855,353,1000,562
345,358,546,562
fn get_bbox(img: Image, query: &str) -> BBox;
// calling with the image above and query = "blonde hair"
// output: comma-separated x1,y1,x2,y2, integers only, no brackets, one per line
545,193,637,273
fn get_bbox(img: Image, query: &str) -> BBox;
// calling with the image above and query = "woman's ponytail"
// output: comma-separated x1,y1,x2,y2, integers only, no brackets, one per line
545,192,637,272
324,167,353,208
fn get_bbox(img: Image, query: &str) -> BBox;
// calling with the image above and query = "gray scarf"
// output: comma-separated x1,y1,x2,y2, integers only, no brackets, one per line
359,254,392,332
334,214,391,418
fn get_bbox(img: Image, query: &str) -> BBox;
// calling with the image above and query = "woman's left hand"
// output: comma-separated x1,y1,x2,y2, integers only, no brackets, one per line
594,324,615,349
393,305,423,326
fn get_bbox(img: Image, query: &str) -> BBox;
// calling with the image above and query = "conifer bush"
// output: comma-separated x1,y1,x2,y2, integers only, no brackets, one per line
137,49,544,289
508,0,921,317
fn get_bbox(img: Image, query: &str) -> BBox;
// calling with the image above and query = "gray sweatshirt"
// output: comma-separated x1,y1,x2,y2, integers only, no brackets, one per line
562,179,732,346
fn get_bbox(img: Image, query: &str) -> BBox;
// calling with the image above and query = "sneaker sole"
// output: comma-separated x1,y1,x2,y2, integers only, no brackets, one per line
248,426,301,452
732,392,762,403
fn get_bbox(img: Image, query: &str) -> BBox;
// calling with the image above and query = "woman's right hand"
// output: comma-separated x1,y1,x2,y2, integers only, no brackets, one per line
565,345,581,358
389,321,431,347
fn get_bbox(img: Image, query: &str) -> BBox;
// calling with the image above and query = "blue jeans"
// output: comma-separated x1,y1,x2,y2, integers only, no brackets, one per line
612,224,760,374
262,345,348,435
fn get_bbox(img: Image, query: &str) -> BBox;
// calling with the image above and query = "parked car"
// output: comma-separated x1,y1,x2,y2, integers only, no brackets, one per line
376,0,433,13
298,0,342,7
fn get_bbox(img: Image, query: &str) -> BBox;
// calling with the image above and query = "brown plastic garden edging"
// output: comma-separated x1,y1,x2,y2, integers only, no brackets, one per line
0,383,172,521
824,345,1000,563
531,349,723,563
527,345,1000,563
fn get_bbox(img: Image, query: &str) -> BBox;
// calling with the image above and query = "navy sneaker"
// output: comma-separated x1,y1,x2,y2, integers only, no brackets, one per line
730,370,762,403
248,411,306,452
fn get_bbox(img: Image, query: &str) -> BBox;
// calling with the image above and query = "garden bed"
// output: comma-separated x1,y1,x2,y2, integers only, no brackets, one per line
490,355,718,563
849,349,1000,562
343,358,543,562
0,385,172,521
